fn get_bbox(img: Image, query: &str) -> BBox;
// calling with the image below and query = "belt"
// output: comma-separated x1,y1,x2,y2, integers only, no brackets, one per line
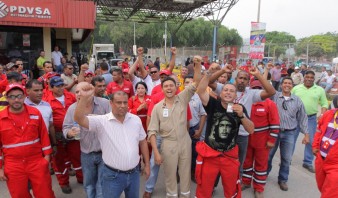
104,164,138,174
280,127,296,132
307,113,317,117
89,150,102,154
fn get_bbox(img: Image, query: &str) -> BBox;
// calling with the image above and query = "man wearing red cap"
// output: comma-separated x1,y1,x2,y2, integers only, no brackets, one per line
0,84,55,198
43,76,82,194
242,79,280,198
84,70,95,84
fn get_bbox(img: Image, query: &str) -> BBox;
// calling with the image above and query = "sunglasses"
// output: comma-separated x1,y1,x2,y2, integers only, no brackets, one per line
7,94,24,100
282,100,287,110
17,64,23,65
150,71,158,75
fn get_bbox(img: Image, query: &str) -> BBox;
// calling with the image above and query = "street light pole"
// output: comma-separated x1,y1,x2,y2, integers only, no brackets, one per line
257,0,261,22
306,38,313,66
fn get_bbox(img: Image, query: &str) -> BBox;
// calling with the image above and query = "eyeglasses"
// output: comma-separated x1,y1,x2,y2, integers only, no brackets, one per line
150,71,158,75
282,100,287,110
7,94,24,100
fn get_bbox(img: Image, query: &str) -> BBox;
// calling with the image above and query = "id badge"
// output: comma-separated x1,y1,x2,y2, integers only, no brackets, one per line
227,103,233,113
163,108,169,117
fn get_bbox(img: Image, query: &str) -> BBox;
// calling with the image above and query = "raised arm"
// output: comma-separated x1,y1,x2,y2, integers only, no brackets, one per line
74,84,95,129
249,66,276,100
192,56,202,87
128,57,140,82
167,47,176,73
137,47,148,79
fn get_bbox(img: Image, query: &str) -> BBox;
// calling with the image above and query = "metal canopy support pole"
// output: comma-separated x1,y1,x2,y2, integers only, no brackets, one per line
212,25,218,62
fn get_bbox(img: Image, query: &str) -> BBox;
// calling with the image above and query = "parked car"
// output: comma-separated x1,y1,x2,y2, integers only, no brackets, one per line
310,63,332,72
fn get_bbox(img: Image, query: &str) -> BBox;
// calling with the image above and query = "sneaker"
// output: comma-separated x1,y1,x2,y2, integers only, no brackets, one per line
254,190,264,198
143,191,151,198
241,183,251,191
278,181,288,191
61,185,72,194
49,167,55,175
69,168,76,176
302,164,315,173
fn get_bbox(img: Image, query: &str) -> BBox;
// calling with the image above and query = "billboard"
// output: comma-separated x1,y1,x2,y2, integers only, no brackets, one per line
219,46,238,67
249,22,266,60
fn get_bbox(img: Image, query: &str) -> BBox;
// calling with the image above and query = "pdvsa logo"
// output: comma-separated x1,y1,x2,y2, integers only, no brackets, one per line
0,1,9,18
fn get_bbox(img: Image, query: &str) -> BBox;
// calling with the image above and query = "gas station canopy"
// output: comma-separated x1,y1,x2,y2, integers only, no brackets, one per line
95,0,235,23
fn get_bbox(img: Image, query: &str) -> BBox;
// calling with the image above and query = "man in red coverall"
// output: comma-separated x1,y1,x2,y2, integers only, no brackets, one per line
195,64,255,198
242,80,280,198
313,109,338,198
0,84,55,198
43,76,82,194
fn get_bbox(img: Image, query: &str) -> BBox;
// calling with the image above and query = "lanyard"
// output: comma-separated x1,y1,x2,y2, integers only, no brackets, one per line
234,91,245,104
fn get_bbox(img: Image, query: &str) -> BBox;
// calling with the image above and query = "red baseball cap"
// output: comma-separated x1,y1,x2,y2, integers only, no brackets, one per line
84,70,94,77
281,68,288,75
123,68,129,73
250,79,263,89
5,83,25,96
46,72,60,80
159,69,172,76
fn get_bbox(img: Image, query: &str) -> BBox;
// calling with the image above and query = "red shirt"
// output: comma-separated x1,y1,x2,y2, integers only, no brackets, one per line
43,91,76,132
0,105,52,168
106,79,134,98
128,95,152,130
0,74,7,93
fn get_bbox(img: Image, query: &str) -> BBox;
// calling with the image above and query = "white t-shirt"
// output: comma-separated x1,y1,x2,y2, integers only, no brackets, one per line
324,75,336,84
52,51,63,66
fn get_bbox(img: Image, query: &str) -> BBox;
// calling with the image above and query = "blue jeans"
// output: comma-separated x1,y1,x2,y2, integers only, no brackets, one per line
268,129,298,182
319,82,333,92
81,151,104,198
303,115,317,167
102,165,140,198
236,135,248,176
144,136,162,193
189,124,200,172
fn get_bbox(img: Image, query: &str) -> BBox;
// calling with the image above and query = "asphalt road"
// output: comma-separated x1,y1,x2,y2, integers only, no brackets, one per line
0,135,320,198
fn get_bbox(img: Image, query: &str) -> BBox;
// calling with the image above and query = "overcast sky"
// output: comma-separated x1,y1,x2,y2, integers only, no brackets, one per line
219,0,338,39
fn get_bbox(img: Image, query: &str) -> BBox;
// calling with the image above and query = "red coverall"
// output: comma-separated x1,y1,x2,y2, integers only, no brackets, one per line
0,105,55,198
313,109,338,198
43,90,83,187
195,141,241,198
242,99,280,192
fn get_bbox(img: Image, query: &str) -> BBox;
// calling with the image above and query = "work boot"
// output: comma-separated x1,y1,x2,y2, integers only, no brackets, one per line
302,164,315,173
254,190,264,198
143,191,151,198
278,181,288,191
61,185,72,194
69,168,76,176
241,183,251,191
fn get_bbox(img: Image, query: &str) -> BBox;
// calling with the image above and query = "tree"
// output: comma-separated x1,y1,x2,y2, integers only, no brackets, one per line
80,17,242,55
264,31,296,59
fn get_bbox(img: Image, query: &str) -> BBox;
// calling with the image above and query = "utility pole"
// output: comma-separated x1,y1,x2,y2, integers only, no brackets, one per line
257,0,261,22
306,38,313,66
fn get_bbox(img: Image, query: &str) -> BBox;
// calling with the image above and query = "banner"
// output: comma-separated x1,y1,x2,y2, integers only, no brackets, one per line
218,46,238,67
249,22,266,60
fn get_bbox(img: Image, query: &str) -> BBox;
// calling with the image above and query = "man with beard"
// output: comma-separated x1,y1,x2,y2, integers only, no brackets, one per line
0,84,55,198
195,64,254,197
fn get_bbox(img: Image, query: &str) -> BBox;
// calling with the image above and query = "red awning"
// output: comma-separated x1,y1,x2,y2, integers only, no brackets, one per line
0,0,96,29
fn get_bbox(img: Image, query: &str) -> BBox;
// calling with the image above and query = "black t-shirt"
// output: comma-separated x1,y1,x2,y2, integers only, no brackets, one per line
203,97,248,152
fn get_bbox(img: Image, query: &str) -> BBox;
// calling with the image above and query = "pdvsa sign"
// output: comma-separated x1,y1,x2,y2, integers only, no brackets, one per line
0,0,56,24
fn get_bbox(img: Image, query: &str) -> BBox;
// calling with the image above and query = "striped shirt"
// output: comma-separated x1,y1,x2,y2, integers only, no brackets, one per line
88,112,146,171
271,92,308,133
24,97,53,131
63,97,111,153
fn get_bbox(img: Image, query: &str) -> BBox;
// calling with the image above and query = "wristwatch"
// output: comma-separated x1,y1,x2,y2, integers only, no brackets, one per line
238,115,245,119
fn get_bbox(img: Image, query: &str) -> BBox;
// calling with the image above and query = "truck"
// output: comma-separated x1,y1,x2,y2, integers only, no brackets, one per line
89,44,115,71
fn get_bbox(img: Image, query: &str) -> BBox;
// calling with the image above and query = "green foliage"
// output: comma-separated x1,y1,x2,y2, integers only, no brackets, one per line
264,31,297,59
80,18,242,54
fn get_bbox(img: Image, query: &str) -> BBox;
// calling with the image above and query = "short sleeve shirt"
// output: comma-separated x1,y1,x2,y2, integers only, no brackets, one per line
204,97,248,152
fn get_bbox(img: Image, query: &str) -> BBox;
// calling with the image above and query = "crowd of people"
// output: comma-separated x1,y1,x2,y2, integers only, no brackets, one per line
0,45,337,198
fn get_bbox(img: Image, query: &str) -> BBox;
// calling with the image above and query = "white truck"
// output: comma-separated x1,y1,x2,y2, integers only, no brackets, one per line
89,44,115,71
